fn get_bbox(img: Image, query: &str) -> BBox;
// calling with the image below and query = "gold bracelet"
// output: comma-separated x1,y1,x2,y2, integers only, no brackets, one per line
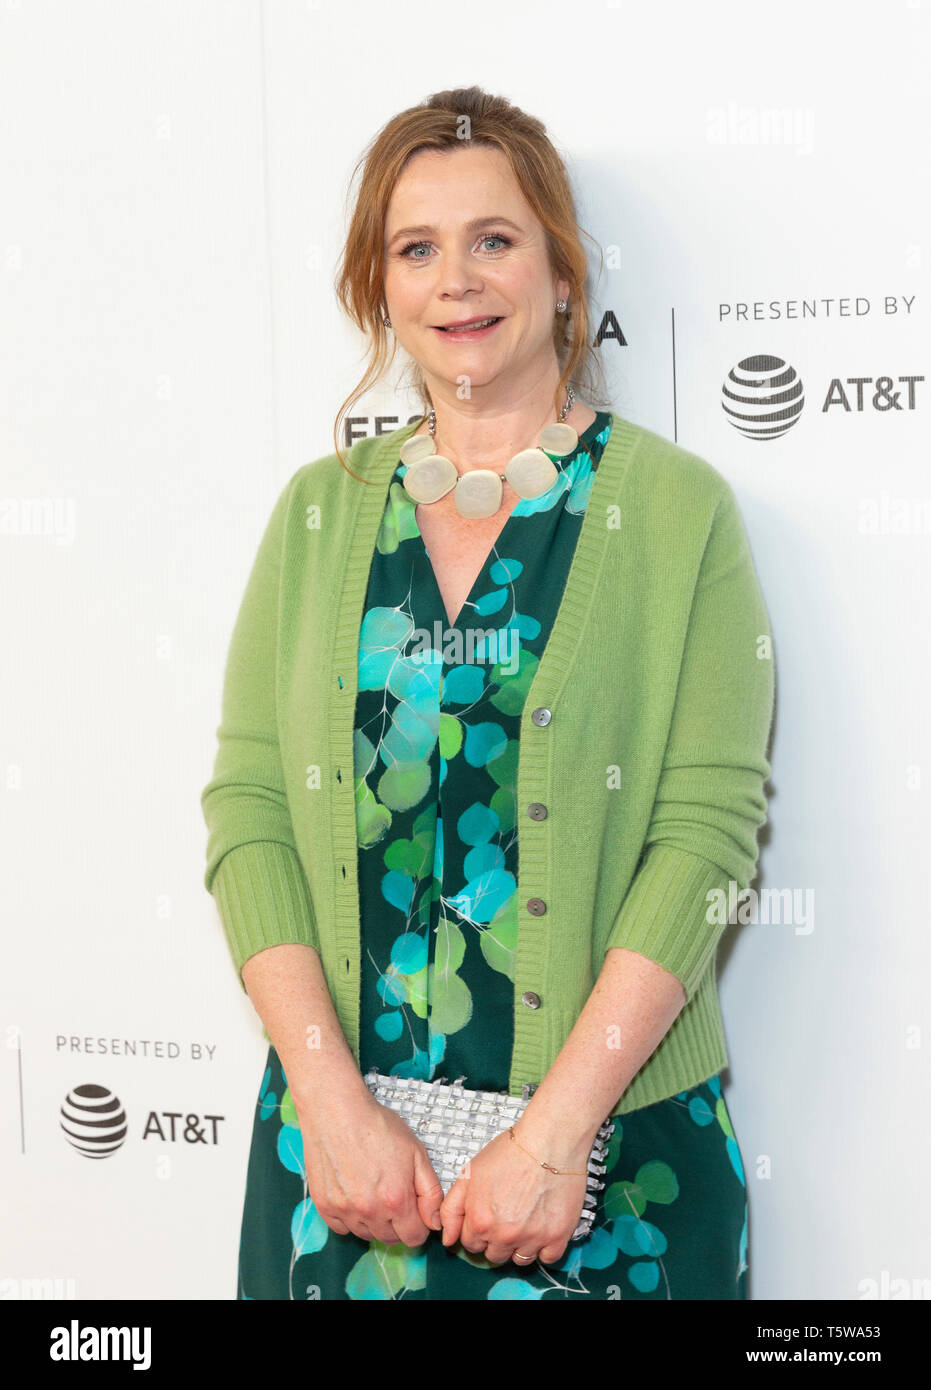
507,1125,588,1175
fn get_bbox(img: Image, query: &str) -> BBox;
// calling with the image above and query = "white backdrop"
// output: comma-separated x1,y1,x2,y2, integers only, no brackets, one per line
1,0,928,1301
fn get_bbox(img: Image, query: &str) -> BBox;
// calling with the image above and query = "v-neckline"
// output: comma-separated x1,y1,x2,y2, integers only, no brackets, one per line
414,507,519,631
406,411,608,633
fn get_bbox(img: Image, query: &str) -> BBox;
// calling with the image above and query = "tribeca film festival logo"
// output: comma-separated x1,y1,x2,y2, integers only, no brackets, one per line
721,353,924,441
59,1082,224,1158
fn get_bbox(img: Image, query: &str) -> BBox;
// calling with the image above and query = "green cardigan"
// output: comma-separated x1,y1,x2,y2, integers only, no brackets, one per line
201,412,775,1117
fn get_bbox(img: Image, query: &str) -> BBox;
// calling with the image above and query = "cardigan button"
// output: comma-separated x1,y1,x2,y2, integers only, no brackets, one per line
526,898,547,916
521,991,542,1009
527,802,547,820
531,707,552,726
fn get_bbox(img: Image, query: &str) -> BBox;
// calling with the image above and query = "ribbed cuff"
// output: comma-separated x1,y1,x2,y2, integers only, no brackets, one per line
209,841,321,990
603,844,733,1001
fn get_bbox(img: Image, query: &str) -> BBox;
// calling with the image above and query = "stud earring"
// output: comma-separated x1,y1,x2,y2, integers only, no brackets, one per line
383,313,391,328
556,300,567,313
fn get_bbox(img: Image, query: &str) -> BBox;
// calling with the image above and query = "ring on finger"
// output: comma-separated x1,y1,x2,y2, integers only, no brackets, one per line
513,1251,536,1264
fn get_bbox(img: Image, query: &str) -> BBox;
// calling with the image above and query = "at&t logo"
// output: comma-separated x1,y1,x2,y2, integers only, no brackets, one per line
722,355,804,439
60,1083,127,1159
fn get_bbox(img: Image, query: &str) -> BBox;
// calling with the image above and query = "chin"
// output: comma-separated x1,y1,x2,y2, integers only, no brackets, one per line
429,365,502,390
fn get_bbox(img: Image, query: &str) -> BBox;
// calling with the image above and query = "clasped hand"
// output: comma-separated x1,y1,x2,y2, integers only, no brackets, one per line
439,1127,587,1266
303,1092,587,1265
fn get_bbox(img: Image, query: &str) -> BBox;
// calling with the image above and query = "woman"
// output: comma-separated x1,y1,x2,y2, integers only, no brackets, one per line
201,86,775,1300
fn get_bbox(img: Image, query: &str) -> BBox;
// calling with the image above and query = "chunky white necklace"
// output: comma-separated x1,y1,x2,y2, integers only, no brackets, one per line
398,387,580,519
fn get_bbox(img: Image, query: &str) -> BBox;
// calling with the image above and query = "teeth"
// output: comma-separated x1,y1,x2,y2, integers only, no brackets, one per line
443,318,497,330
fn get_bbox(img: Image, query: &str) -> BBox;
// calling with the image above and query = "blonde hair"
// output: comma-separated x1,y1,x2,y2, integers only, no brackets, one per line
332,85,610,479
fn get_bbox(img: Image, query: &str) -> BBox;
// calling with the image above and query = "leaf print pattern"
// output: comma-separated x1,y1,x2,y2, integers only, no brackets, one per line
353,420,615,1088
235,413,749,1299
238,1050,749,1299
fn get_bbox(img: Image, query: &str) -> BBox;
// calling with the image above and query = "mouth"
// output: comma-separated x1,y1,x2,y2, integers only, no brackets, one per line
432,316,504,340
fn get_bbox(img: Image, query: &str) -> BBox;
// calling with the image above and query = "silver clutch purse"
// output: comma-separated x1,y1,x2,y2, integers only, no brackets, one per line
362,1068,615,1241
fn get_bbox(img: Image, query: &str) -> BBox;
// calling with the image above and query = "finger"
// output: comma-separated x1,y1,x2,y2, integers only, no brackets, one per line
458,1230,489,1255
416,1192,444,1234
356,1217,400,1245
391,1220,430,1248
439,1178,467,1247
479,1244,515,1266
412,1151,445,1232
349,1220,376,1242
471,1224,518,1265
511,1251,540,1268
323,1215,351,1236
457,1209,492,1256
326,1216,375,1241
389,1194,430,1248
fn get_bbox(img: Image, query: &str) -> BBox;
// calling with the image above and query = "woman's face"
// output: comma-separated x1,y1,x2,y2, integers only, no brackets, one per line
382,145,569,399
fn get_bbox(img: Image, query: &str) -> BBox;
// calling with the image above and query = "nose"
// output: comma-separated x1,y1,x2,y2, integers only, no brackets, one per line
435,241,485,303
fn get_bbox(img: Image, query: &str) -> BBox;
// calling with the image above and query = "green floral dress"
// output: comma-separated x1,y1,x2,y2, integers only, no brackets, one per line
237,412,749,1300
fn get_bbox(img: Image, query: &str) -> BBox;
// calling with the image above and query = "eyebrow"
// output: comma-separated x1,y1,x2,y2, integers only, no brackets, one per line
386,215,523,247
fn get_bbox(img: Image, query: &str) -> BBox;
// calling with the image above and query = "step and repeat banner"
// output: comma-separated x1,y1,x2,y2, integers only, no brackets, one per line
2,0,927,1302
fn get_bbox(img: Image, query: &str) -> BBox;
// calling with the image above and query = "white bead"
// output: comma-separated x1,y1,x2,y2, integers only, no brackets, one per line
454,469,503,518
538,422,578,457
401,455,457,503
505,448,559,499
399,433,437,466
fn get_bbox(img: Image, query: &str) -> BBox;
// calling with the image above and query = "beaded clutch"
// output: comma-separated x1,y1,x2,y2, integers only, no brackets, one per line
362,1068,614,1241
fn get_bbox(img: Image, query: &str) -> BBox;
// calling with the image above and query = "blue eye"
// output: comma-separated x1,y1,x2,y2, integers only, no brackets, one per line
399,240,431,259
397,232,513,261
